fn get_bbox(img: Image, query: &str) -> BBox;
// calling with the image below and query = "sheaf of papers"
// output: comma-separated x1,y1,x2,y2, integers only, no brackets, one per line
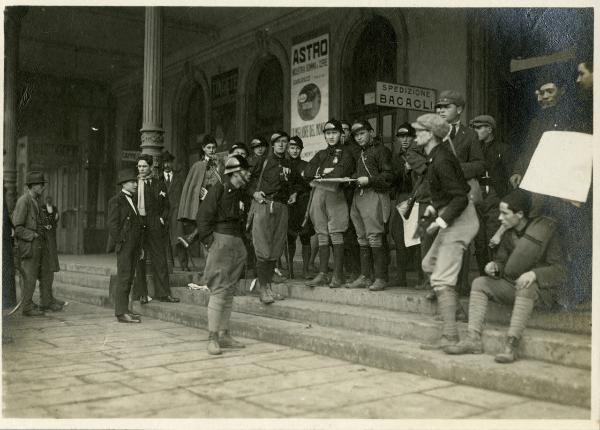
399,202,420,247
520,131,593,203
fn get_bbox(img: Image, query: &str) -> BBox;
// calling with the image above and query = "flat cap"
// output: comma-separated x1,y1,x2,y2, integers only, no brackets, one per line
470,115,496,129
224,154,250,175
270,131,290,144
435,90,465,107
249,136,267,148
289,135,304,149
228,142,248,154
412,114,451,139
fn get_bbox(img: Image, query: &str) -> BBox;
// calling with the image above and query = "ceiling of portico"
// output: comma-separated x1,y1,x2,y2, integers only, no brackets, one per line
17,6,294,84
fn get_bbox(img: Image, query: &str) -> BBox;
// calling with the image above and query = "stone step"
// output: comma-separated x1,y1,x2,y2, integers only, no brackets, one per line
266,280,592,335
54,271,112,290
59,261,115,277
53,282,112,308
133,300,590,408
168,287,590,370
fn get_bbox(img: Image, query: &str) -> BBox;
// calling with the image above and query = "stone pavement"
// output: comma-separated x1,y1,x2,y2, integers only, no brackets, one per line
2,301,590,420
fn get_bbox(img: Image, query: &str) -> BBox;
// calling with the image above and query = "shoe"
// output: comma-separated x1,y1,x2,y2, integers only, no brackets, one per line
420,335,459,350
157,296,180,303
207,332,222,355
259,286,275,304
116,314,141,323
345,274,370,289
368,279,387,291
177,236,190,248
53,299,66,307
495,336,519,363
127,310,142,318
268,286,285,300
272,272,287,284
40,303,64,312
305,272,329,287
444,333,483,355
22,309,45,317
329,276,344,289
218,330,245,348
139,296,152,304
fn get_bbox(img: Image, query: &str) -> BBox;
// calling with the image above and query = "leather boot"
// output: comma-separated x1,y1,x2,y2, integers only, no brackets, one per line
287,235,296,279
444,331,483,355
306,245,330,287
346,247,371,289
329,244,345,288
218,330,245,348
301,244,312,278
258,283,275,304
207,332,222,355
495,336,519,363
420,335,459,350
368,247,387,291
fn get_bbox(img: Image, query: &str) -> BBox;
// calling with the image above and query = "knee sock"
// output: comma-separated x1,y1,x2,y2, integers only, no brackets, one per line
508,296,535,339
207,295,225,332
467,289,488,335
437,287,458,338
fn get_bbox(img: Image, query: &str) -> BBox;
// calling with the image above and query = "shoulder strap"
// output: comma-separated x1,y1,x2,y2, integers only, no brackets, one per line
256,158,269,192
446,138,458,157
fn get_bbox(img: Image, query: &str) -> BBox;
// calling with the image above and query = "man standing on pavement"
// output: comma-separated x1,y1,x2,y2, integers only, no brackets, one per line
413,114,479,350
161,151,186,271
436,90,485,296
133,154,180,304
286,136,314,279
345,120,393,292
248,131,302,303
445,189,565,363
304,119,355,288
469,115,510,275
197,155,251,355
107,168,143,323
12,171,65,316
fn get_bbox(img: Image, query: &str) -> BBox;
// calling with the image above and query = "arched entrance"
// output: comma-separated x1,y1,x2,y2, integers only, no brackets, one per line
247,55,284,140
343,16,398,145
184,84,207,164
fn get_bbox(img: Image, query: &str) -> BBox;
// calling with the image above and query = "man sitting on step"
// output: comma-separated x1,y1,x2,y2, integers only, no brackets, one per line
445,189,566,363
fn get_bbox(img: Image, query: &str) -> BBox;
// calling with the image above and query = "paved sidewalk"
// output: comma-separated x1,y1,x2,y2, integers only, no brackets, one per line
2,301,589,420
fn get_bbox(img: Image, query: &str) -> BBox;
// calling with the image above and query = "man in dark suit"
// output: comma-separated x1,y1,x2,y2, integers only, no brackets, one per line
107,169,143,323
132,154,180,303
160,150,186,271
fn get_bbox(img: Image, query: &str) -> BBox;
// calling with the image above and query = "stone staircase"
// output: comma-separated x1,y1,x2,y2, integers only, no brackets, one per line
52,258,591,409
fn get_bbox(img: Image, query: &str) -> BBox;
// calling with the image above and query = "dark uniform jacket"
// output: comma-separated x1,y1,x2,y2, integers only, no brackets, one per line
480,138,510,198
343,140,362,169
391,150,413,199
288,157,312,232
353,141,394,193
248,153,303,204
197,181,245,247
107,190,143,253
444,123,485,180
494,216,565,290
139,176,169,223
426,144,470,226
303,143,355,180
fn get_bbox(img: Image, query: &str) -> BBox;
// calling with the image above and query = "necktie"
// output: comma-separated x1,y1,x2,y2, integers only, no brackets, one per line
450,124,457,140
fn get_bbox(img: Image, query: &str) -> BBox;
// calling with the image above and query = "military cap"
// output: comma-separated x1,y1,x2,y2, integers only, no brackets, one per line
116,168,137,185
412,114,451,139
435,90,465,107
229,142,248,154
249,136,267,149
224,154,250,175
25,171,47,186
395,122,415,137
162,150,175,162
470,115,496,129
289,135,304,149
323,119,343,133
350,120,373,134
270,131,290,144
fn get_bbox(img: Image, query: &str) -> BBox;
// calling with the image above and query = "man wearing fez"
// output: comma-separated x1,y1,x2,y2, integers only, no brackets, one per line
286,136,314,279
303,119,355,288
248,131,302,303
177,135,223,260
12,171,65,316
133,154,179,303
345,120,393,291
197,155,251,355
107,169,143,323
445,189,565,363
161,150,186,271
436,89,485,297
469,115,510,275
413,114,479,350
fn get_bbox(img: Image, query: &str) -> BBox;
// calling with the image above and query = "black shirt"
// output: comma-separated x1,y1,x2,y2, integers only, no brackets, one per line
354,141,393,193
248,153,303,203
480,138,510,198
303,143,355,180
289,157,311,196
196,181,245,245
426,144,470,226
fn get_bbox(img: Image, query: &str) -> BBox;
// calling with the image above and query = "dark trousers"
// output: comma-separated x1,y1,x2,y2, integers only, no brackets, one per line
133,217,171,298
389,208,422,278
20,238,55,312
473,190,501,275
115,235,142,316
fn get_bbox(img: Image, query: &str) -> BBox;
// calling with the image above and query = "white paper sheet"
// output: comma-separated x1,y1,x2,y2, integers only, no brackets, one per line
399,202,421,247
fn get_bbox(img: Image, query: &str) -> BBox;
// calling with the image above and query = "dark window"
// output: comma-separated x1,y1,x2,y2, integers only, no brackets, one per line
251,56,283,139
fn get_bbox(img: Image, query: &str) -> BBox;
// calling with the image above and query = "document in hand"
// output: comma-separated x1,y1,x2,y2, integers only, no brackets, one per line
520,131,593,203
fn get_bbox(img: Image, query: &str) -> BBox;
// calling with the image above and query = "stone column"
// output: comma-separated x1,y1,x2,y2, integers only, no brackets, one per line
3,7,27,210
140,7,164,171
